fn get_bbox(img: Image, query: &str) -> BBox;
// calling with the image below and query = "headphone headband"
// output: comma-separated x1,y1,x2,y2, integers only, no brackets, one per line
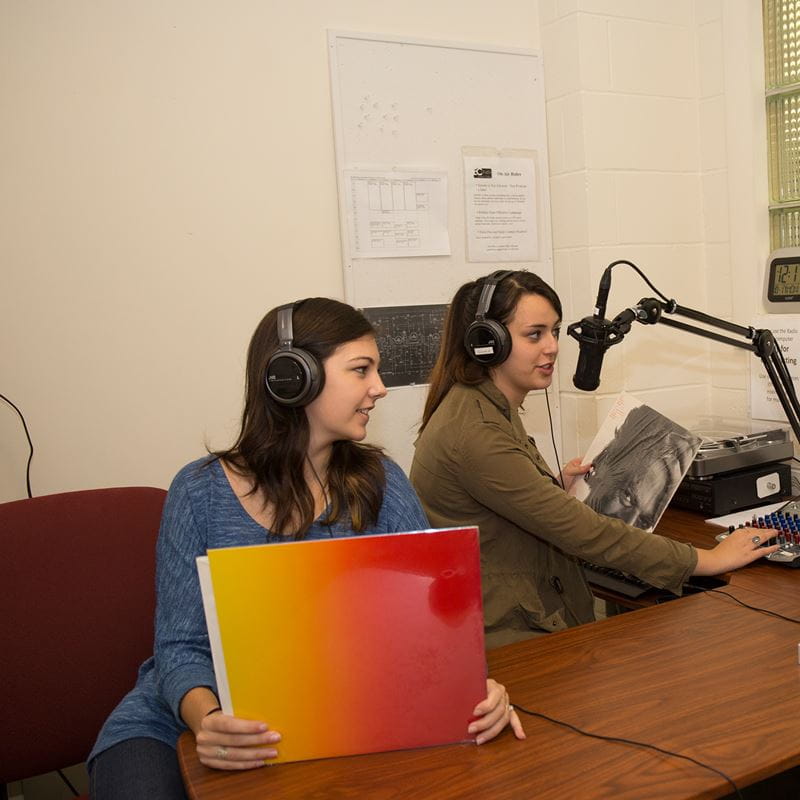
276,304,295,349
474,270,514,320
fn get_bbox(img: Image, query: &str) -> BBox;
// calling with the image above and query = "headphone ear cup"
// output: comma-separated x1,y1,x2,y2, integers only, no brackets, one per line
265,347,324,406
464,319,511,365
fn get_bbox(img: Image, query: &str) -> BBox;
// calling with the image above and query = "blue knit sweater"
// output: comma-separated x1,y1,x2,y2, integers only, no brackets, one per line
89,455,429,762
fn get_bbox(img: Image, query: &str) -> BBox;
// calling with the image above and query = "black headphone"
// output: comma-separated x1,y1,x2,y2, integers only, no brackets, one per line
265,303,324,407
464,270,514,365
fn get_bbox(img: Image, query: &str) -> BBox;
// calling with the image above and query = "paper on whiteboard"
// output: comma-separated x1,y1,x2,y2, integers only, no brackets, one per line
344,170,450,259
749,314,800,422
464,155,538,262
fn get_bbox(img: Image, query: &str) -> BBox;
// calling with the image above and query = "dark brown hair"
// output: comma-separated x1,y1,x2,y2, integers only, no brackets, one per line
420,270,562,431
212,298,385,538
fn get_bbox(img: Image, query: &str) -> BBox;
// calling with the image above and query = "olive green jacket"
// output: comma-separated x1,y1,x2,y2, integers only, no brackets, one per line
410,381,697,649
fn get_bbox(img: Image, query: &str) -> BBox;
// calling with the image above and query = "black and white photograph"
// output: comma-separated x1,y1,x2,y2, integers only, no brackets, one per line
569,393,702,532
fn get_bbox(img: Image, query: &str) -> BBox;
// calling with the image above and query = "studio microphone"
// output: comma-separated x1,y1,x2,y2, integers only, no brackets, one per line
567,314,623,391
567,265,618,391
568,258,667,391
568,301,639,392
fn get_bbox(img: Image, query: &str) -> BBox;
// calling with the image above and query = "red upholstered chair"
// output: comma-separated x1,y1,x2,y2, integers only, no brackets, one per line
0,486,167,800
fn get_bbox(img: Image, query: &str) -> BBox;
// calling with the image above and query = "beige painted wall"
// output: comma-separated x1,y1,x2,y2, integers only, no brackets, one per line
0,1,772,507
0,1,542,502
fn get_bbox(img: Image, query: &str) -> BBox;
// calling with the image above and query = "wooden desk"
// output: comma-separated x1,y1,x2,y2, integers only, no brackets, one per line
178,510,800,799
589,507,793,608
657,507,800,604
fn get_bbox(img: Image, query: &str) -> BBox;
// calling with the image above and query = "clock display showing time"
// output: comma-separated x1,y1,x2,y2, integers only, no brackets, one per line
765,250,800,310
771,259,800,298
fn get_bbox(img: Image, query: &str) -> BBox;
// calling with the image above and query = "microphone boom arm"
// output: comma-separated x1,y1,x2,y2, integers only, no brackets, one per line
632,297,800,443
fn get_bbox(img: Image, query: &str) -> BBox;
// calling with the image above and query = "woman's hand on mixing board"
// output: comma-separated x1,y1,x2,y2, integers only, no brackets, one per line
693,526,780,575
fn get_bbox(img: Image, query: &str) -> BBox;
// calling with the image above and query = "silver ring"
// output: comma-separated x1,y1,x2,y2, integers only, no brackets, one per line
751,535,761,545
507,703,513,713
215,746,229,760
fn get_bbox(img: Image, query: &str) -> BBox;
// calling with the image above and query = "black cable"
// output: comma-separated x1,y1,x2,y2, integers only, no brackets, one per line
56,768,80,796
543,387,565,490
0,392,34,498
513,704,742,799
606,259,671,303
306,456,334,538
685,584,800,625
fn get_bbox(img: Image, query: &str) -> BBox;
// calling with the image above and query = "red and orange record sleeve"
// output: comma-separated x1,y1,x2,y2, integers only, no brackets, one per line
197,527,486,764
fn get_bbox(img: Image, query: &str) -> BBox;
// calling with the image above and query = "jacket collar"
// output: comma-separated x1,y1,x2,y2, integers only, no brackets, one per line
474,379,514,421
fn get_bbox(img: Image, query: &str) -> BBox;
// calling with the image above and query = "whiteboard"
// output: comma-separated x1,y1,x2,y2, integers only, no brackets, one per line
327,31,562,473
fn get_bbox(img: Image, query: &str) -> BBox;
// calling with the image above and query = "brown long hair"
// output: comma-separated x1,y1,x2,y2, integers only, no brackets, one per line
420,270,562,431
212,298,385,538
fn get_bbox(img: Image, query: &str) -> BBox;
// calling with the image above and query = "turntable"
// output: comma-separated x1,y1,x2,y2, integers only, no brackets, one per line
670,421,794,516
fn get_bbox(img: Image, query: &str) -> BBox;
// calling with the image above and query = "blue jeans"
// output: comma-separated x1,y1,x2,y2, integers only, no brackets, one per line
89,738,188,800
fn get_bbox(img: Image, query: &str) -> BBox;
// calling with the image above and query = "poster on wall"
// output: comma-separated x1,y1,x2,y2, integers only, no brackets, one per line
344,170,450,259
463,154,538,262
750,314,800,422
362,304,447,387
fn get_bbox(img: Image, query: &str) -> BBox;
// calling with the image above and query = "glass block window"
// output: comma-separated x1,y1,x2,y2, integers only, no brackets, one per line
765,0,800,246
764,0,800,88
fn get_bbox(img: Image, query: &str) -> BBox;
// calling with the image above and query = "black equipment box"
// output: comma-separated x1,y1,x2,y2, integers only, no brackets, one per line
670,461,792,516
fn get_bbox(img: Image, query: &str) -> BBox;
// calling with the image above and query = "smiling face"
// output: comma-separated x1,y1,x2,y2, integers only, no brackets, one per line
489,292,561,407
304,334,387,449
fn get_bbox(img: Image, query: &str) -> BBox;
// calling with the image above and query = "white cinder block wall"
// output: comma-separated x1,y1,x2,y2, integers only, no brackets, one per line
540,0,770,461
709,2,770,423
